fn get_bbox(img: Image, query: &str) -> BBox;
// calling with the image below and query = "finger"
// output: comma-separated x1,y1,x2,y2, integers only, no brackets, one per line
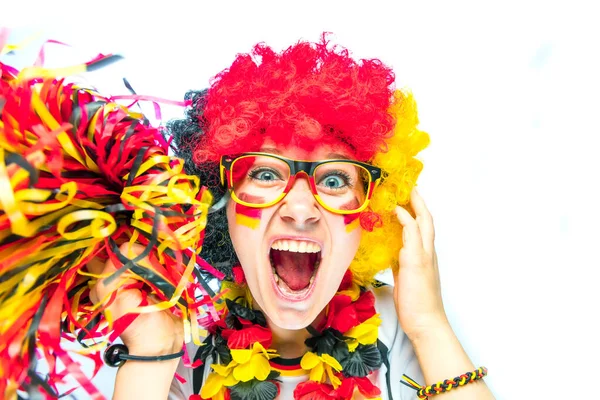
91,243,148,318
86,257,105,305
410,188,435,254
96,243,146,293
395,204,424,258
432,249,441,286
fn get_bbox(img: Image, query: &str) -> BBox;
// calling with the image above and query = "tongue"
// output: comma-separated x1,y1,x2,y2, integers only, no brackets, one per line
271,250,317,291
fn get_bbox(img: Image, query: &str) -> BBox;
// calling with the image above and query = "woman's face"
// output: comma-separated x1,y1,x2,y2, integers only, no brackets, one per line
226,141,363,330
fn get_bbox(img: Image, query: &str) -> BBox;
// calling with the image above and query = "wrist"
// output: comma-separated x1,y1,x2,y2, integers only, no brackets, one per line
121,322,184,356
113,353,181,400
407,319,456,349
403,313,452,344
407,321,480,388
123,335,183,357
105,343,185,368
126,342,183,358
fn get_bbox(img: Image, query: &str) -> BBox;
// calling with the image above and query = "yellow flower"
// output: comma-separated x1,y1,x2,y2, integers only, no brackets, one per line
200,360,238,399
231,342,278,382
300,351,343,388
345,314,382,351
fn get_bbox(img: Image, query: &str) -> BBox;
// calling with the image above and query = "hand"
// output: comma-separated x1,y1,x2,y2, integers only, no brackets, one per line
87,243,184,355
393,189,450,343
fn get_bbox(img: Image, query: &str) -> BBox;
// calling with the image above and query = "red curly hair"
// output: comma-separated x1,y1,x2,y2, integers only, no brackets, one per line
194,36,396,163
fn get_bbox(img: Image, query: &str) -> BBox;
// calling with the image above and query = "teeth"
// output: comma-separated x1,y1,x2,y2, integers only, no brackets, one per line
271,239,321,253
286,241,297,252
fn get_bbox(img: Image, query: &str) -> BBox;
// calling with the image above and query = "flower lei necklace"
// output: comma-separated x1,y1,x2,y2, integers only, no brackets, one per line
197,268,384,400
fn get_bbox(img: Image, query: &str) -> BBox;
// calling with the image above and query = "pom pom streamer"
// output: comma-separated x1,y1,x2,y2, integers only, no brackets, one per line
0,45,218,398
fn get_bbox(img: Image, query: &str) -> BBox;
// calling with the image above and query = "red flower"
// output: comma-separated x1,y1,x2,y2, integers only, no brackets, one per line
207,315,228,334
325,295,353,332
359,211,383,232
232,265,246,285
336,376,381,399
221,324,272,349
294,381,341,400
338,270,353,291
192,387,231,400
326,291,376,333
352,291,377,324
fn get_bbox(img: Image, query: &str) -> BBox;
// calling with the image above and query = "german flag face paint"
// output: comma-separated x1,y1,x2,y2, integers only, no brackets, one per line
341,198,361,232
234,193,264,229
344,212,361,233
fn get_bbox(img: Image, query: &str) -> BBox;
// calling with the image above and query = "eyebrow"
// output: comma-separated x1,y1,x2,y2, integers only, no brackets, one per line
326,152,350,160
259,147,282,155
258,147,351,160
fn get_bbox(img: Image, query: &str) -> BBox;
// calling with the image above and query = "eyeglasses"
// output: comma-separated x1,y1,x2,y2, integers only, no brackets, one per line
219,152,382,215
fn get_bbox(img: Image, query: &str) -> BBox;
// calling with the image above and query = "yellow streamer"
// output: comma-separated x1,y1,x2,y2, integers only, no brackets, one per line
57,210,117,240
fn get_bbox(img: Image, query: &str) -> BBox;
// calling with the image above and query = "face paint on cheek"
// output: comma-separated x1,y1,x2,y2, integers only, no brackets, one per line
343,213,361,232
341,198,361,233
234,193,263,230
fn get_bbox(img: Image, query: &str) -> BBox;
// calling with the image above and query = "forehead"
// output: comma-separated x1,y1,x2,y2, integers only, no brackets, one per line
259,138,355,161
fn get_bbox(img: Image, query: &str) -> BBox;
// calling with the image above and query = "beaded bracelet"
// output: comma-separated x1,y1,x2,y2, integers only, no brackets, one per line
401,367,488,399
103,344,184,367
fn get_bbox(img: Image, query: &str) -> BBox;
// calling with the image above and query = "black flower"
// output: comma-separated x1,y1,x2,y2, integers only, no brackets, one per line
226,299,267,327
339,344,382,377
305,328,348,356
229,378,279,400
197,334,232,365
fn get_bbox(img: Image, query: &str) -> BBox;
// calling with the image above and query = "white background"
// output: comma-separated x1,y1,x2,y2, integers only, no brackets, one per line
2,1,599,399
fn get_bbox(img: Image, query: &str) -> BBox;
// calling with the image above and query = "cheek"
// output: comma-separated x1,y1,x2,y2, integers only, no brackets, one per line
234,203,262,230
227,201,259,247
328,214,362,266
345,225,363,255
343,213,361,233
226,200,270,263
339,198,362,233
232,193,265,230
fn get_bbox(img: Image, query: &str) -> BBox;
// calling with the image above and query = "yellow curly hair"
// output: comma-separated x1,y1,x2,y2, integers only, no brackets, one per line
350,90,430,285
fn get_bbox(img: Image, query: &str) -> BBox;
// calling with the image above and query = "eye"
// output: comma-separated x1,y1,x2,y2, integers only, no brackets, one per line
322,175,346,188
318,171,352,190
249,168,282,181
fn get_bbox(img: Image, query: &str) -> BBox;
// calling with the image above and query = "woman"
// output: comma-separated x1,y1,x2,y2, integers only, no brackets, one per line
92,38,494,399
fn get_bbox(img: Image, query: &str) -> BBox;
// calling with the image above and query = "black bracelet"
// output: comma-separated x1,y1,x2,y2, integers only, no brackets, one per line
103,343,184,367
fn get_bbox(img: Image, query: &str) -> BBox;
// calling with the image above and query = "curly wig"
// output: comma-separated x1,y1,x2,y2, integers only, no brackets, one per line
168,36,429,285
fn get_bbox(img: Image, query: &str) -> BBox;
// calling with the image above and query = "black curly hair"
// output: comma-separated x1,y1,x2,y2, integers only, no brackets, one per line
166,90,238,278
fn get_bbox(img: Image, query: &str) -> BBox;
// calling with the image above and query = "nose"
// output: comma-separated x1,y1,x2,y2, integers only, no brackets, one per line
278,174,320,228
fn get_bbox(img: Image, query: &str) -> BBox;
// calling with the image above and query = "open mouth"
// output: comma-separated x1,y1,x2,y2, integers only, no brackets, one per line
269,239,322,294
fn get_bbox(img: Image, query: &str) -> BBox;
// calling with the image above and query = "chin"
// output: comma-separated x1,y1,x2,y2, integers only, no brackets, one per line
258,292,323,330
265,308,316,330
